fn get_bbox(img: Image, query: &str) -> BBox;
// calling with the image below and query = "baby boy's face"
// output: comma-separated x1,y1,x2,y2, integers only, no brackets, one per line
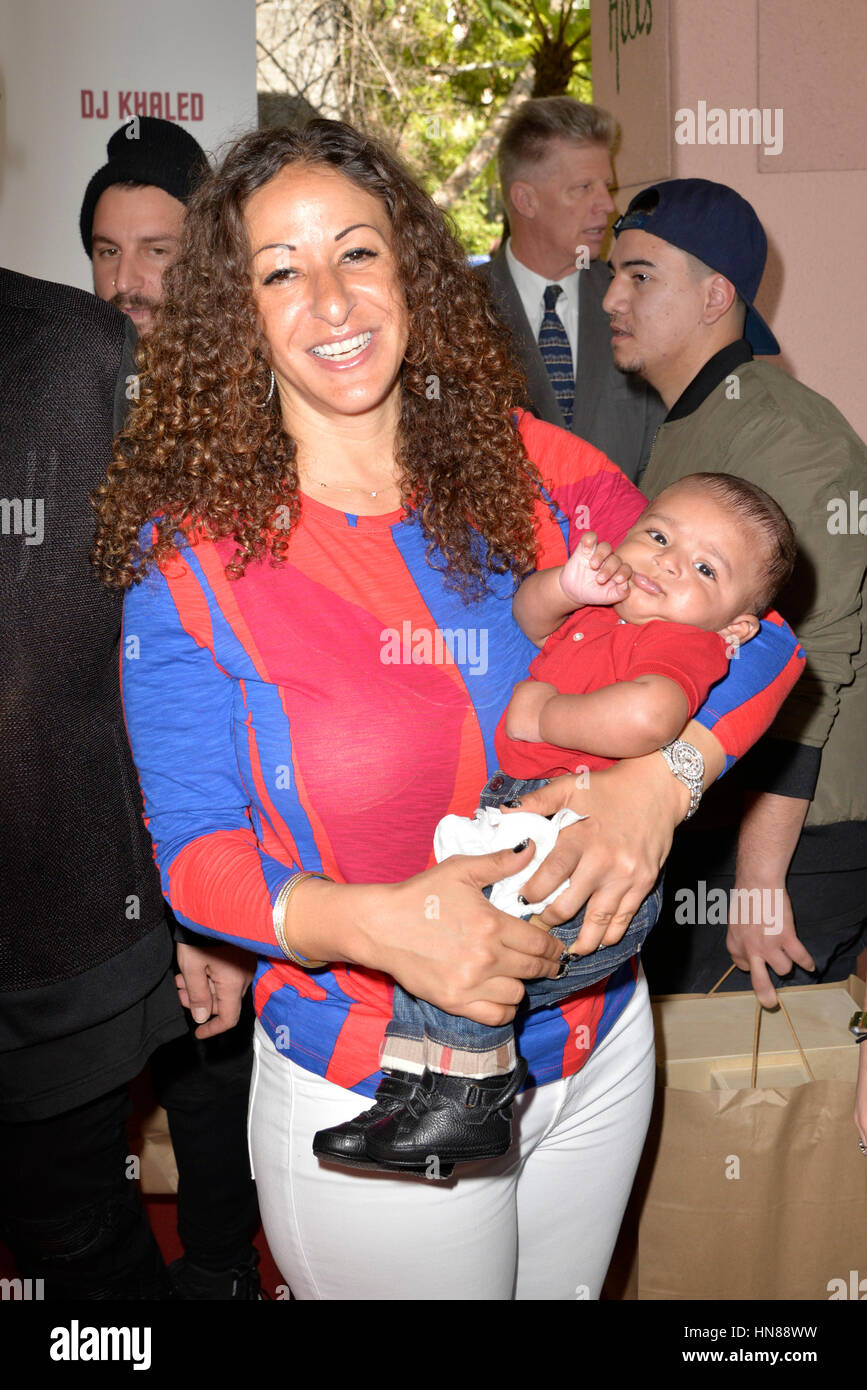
613,484,763,633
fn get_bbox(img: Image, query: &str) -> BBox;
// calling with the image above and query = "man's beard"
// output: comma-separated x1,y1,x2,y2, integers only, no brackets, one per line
609,323,645,378
112,294,157,315
615,355,646,377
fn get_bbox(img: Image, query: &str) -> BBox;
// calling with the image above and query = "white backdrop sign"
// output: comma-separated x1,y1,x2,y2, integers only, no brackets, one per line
0,0,257,291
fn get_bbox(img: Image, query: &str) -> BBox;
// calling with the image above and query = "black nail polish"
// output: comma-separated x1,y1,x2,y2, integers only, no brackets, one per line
517,895,529,905
513,839,529,853
502,799,522,809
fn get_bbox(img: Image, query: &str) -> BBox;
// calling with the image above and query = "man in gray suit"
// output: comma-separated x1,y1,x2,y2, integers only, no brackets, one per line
478,97,665,483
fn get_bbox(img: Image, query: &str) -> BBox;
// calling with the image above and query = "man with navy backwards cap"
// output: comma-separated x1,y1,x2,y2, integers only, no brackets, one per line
604,179,867,1008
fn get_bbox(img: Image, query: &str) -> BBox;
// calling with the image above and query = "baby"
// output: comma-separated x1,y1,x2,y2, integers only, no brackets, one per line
314,473,796,1176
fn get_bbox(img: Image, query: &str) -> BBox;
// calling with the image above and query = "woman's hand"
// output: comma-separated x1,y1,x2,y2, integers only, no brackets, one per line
500,722,725,953
503,761,684,955
285,845,564,1027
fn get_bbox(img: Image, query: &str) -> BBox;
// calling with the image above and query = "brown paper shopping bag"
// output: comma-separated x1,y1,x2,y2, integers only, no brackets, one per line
611,976,867,1301
126,1072,179,1195
135,1104,179,1194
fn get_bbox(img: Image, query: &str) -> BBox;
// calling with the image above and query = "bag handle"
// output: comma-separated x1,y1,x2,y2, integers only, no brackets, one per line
707,964,736,994
706,965,815,1086
751,996,815,1086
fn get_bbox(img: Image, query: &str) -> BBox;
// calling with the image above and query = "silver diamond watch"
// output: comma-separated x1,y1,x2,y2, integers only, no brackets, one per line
659,739,705,820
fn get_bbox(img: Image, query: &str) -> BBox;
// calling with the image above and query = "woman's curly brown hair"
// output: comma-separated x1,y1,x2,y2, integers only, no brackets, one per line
92,119,546,599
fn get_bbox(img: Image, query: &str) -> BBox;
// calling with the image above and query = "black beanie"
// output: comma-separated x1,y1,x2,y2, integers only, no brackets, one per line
80,116,209,256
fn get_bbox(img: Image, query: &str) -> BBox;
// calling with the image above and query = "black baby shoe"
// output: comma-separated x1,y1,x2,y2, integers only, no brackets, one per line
313,1070,422,1168
364,1058,529,1176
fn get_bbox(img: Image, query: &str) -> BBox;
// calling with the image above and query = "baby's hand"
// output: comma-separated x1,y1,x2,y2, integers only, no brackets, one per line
560,532,632,608
505,680,558,743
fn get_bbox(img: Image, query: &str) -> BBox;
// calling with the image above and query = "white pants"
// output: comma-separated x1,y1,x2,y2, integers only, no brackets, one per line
248,969,655,1300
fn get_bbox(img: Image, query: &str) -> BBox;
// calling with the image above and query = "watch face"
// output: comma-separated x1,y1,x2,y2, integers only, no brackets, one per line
669,742,704,780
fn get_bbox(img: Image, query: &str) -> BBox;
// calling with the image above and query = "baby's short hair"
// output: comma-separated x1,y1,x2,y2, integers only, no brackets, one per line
667,473,796,615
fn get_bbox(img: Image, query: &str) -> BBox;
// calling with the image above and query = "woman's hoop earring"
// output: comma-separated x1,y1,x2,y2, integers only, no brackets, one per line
259,369,275,408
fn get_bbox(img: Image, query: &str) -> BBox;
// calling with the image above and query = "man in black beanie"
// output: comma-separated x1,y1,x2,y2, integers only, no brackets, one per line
81,116,208,334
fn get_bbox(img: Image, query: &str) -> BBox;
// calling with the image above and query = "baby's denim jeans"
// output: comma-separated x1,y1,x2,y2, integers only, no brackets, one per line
386,771,663,1073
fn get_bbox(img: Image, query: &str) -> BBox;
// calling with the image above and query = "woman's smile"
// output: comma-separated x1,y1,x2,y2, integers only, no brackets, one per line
309,329,374,362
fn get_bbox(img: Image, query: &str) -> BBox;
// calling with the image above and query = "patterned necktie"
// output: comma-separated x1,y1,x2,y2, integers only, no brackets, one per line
538,283,574,429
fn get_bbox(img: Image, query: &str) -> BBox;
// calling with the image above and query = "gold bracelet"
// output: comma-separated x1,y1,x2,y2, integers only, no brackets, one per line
273,871,331,968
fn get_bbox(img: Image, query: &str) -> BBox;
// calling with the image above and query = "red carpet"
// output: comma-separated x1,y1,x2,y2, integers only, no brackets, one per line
142,1195,286,1299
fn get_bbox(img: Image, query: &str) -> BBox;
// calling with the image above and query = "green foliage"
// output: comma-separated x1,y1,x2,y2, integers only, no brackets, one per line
383,0,593,253
446,183,502,257
259,0,594,256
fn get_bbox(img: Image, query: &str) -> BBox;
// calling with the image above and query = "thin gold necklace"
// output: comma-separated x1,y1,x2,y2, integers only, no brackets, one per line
304,474,399,500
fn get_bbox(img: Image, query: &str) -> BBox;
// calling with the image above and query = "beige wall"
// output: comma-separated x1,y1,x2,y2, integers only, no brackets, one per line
592,0,867,441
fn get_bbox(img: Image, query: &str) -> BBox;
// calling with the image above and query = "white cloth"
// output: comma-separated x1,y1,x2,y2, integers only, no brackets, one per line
248,969,655,1300
433,805,585,917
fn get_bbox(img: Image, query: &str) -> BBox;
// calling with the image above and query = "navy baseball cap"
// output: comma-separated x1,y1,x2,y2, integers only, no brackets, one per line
613,179,780,356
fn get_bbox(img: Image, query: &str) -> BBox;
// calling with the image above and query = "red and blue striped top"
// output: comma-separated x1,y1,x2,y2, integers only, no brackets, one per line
121,413,804,1095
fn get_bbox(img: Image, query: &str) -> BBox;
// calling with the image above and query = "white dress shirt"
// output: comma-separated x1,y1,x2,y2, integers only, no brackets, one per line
504,238,580,376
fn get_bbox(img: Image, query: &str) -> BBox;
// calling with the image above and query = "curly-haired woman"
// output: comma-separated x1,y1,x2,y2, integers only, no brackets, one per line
94,120,803,1300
